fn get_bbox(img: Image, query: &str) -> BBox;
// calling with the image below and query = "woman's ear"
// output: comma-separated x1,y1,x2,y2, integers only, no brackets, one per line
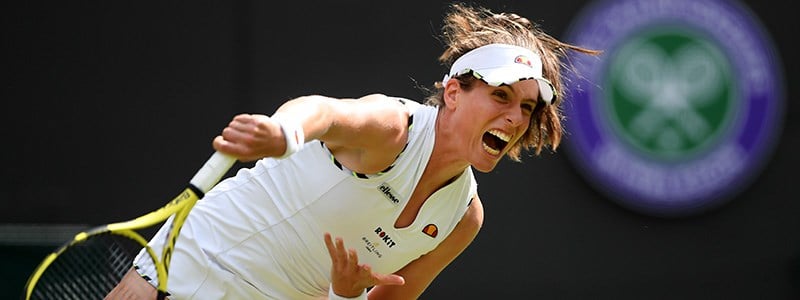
443,79,460,109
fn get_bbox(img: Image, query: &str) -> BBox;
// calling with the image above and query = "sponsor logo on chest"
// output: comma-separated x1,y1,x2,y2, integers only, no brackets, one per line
378,182,401,206
374,227,396,248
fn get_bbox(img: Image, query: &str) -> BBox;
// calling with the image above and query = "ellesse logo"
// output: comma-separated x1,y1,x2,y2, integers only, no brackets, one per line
378,182,401,206
514,55,533,68
422,224,438,238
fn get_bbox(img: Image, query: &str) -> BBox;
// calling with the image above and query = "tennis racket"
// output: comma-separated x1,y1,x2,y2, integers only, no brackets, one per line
22,151,237,300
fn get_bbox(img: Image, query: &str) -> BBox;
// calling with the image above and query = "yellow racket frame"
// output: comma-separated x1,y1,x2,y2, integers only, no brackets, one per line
24,152,235,300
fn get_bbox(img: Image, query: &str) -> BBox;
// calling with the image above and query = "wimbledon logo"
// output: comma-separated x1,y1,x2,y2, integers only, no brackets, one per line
562,0,784,217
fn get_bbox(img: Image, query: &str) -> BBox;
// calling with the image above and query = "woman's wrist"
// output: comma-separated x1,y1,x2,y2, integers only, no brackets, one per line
328,284,367,300
271,116,305,159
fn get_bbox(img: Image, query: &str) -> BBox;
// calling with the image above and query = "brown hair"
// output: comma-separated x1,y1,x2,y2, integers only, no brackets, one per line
425,3,600,160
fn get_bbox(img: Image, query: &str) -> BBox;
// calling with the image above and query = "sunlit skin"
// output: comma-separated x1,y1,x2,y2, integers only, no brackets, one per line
434,78,541,174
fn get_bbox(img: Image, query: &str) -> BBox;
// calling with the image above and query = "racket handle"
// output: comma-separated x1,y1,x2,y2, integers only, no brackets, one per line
190,151,237,193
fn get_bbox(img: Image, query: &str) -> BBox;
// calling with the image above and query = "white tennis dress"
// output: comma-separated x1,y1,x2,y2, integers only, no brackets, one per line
133,98,477,299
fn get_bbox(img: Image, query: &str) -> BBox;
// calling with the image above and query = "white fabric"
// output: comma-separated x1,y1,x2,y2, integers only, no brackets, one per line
328,284,367,300
133,98,477,299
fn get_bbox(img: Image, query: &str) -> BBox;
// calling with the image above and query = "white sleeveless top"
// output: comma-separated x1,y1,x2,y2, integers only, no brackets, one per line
134,98,478,299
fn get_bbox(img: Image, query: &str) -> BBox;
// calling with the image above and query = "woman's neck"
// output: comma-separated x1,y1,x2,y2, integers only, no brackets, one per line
426,109,471,186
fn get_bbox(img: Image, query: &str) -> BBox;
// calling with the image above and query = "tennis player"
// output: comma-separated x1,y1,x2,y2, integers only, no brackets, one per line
107,3,599,299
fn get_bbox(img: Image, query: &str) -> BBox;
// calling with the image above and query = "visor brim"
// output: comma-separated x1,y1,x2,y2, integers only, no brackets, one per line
469,68,557,105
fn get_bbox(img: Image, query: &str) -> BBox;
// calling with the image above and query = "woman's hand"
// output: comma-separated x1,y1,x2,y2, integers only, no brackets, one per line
323,232,405,297
212,114,285,162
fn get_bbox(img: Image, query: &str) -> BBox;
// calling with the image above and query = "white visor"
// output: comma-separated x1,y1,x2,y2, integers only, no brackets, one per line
442,43,556,105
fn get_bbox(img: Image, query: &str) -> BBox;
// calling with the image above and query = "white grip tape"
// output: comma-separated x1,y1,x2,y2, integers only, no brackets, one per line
190,151,237,193
328,284,367,300
272,116,305,159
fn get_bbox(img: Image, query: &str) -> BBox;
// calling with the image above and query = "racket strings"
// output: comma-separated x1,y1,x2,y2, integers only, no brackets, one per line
30,233,146,300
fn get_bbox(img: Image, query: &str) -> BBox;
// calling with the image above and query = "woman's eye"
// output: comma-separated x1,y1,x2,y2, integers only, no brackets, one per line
492,90,508,100
522,103,534,114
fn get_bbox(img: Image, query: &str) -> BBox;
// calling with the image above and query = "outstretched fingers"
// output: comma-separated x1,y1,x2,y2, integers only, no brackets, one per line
324,233,351,270
323,233,405,297
362,264,405,286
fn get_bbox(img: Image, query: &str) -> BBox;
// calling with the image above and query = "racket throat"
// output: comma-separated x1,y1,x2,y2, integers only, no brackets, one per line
157,290,171,300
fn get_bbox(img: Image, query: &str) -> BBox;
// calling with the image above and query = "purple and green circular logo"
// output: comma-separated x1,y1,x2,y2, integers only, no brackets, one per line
562,0,784,217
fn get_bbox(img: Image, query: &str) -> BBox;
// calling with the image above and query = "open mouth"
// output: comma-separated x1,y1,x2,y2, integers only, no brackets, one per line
482,129,510,156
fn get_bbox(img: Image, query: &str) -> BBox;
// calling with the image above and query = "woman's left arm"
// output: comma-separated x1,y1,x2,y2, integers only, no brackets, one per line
367,194,485,299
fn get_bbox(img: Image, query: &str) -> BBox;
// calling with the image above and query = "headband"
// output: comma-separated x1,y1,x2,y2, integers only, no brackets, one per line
442,43,556,105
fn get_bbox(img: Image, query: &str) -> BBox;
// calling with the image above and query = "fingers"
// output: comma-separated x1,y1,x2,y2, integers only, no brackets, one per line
323,232,406,297
360,264,404,286
229,114,273,135
212,114,283,161
323,232,335,254
325,233,357,272
213,135,256,162
225,114,266,141
359,263,405,286
324,233,347,268
325,233,362,297
376,273,406,286
348,248,359,268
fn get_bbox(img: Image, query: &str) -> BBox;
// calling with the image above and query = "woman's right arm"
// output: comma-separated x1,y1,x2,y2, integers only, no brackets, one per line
213,94,410,167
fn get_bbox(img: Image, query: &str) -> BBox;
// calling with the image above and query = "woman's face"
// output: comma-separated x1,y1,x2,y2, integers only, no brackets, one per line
450,79,539,172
